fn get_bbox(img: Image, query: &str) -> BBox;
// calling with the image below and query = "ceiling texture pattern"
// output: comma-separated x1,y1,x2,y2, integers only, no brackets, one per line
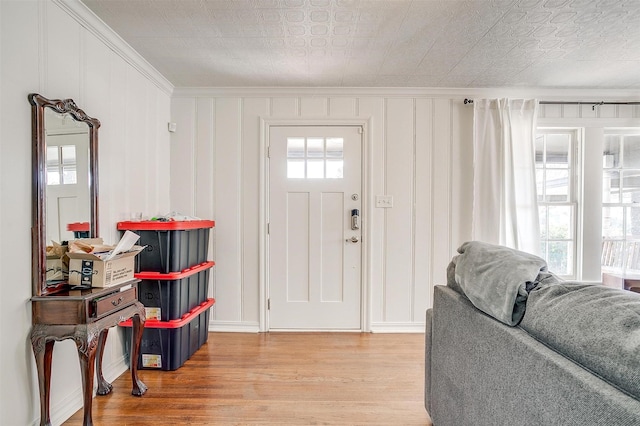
81,0,640,89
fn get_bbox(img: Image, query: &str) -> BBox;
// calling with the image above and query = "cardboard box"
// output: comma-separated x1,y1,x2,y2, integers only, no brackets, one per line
68,247,143,288
46,257,64,281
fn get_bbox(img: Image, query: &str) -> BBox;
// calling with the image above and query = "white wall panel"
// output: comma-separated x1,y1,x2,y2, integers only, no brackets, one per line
413,99,433,321
430,99,453,289
170,98,196,215
271,97,298,116
451,102,473,251
103,52,129,238
383,98,415,323
127,69,148,214
329,97,357,116
195,98,215,219
300,97,328,116
213,98,242,322
242,98,270,324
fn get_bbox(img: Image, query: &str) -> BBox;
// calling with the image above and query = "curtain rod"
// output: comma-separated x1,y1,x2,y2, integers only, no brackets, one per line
463,98,640,111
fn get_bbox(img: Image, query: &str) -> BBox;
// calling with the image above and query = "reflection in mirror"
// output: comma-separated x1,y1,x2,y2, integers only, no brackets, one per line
29,94,100,296
44,108,91,244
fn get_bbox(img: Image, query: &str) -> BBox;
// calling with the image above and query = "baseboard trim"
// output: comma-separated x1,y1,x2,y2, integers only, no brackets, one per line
208,321,425,334
370,322,426,333
209,321,260,333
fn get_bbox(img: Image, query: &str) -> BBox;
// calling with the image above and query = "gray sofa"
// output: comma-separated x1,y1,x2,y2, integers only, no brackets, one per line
425,241,640,426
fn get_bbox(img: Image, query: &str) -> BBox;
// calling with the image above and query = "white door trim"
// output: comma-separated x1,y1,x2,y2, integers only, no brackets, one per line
259,117,373,332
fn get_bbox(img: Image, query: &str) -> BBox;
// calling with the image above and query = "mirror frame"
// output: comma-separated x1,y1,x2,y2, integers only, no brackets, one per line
29,93,100,297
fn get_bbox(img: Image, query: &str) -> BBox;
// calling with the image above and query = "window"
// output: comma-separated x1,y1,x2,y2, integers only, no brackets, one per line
536,130,578,277
46,145,77,185
602,130,640,272
287,137,343,179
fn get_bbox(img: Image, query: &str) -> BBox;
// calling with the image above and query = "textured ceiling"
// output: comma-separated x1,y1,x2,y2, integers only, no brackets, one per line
80,0,640,89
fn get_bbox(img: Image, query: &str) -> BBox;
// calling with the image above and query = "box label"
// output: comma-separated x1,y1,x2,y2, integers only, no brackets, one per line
81,260,95,286
145,307,161,321
142,354,162,368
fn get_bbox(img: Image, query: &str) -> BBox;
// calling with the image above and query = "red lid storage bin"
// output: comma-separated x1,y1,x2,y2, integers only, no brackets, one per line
135,261,214,321
120,298,215,371
117,220,215,273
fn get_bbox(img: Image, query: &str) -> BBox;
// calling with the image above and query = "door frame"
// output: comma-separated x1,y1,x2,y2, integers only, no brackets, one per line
259,117,373,332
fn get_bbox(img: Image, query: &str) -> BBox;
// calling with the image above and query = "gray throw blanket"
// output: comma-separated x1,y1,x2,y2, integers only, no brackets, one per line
448,241,556,326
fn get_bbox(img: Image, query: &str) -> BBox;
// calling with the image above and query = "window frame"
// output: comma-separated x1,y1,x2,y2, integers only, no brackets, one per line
535,128,581,279
601,128,640,274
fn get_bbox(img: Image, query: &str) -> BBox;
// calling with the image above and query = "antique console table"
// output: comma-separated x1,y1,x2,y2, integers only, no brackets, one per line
31,280,147,426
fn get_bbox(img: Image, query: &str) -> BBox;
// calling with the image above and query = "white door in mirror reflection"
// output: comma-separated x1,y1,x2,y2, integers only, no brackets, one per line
268,125,362,330
46,133,90,244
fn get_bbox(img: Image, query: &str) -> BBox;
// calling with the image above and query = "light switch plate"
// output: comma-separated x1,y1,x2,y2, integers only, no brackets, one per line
375,195,393,208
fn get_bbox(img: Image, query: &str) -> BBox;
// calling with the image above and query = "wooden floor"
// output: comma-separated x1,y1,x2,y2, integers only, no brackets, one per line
65,332,432,425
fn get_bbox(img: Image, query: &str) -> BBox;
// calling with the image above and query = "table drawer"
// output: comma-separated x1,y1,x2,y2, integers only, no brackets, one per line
91,286,137,319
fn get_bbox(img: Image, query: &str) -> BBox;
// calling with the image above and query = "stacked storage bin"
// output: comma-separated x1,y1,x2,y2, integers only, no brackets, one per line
118,219,215,371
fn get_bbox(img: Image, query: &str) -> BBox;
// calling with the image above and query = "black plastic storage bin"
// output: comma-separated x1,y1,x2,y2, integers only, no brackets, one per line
135,261,214,321
117,220,215,273
120,298,215,371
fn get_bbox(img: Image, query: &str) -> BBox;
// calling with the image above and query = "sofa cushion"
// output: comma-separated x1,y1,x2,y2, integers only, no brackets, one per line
520,281,640,399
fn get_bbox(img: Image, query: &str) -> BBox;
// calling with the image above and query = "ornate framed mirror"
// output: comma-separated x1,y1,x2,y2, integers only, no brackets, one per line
29,93,100,296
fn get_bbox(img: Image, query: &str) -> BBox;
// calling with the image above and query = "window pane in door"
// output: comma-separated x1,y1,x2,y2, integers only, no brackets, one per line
47,146,59,167
62,165,77,184
603,170,620,203
307,138,324,158
61,145,76,165
326,138,343,158
47,168,60,185
307,160,324,178
326,160,343,178
287,160,305,178
287,138,305,158
603,206,624,238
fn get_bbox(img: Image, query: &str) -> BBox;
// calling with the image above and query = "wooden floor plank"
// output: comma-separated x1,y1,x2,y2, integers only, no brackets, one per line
64,332,432,425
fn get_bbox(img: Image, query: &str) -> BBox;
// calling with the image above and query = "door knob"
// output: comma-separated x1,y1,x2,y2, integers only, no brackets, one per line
346,236,359,243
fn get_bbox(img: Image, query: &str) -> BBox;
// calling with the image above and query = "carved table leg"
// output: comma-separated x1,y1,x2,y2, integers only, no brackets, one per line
130,312,147,396
75,327,99,426
95,329,113,395
31,332,54,426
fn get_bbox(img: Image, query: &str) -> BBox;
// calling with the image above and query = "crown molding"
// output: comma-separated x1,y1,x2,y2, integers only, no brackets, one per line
172,86,640,101
53,0,174,96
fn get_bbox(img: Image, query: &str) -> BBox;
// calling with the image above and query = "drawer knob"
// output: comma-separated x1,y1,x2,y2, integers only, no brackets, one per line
111,296,124,307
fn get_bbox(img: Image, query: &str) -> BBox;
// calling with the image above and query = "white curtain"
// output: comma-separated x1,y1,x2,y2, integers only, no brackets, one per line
472,98,540,255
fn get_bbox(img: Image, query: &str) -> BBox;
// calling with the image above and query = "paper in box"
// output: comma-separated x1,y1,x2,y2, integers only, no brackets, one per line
68,248,143,288
67,233,144,288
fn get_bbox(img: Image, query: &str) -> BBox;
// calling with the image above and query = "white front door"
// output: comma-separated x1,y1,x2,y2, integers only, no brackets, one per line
268,126,362,330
